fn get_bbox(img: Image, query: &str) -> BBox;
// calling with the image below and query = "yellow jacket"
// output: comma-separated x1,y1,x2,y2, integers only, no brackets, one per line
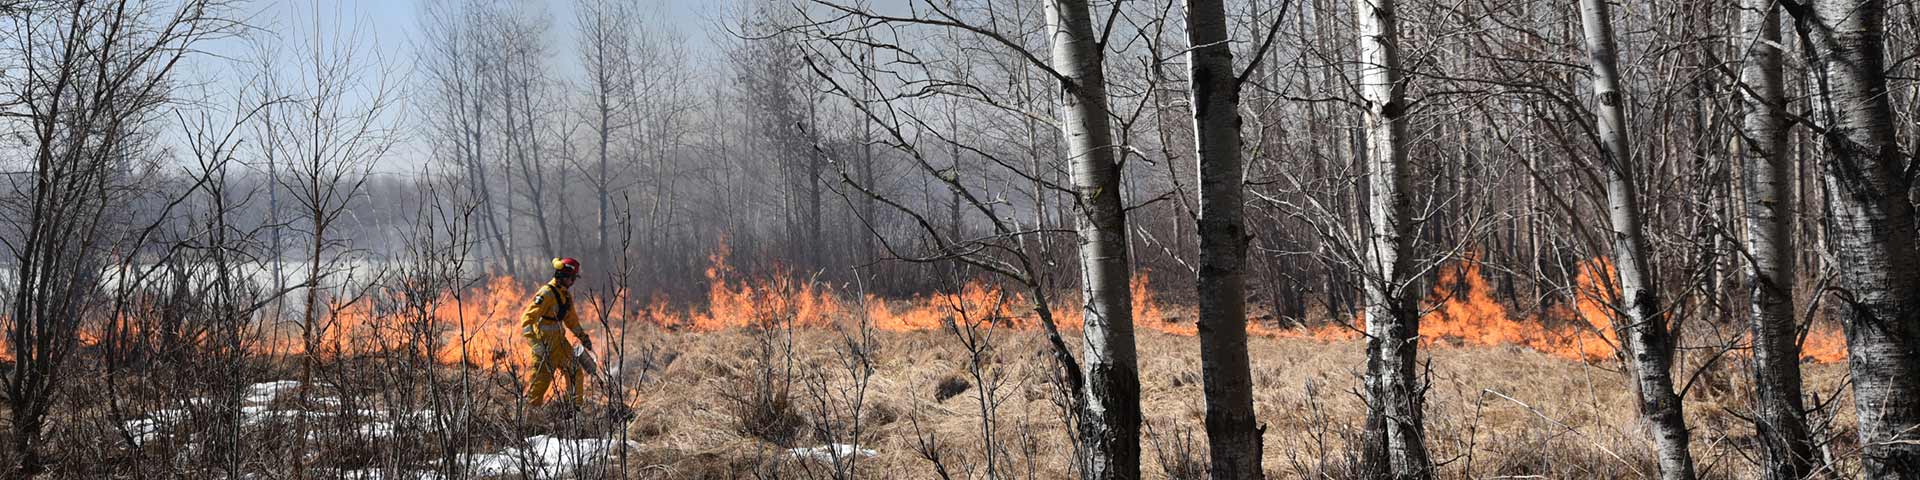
520,280,586,340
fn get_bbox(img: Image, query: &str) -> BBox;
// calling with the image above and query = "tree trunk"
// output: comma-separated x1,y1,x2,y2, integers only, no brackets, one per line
948,109,966,243
463,70,511,272
1577,1,1697,479
1045,0,1141,476
807,97,825,268
515,74,557,259
860,45,878,271
1184,0,1261,476
597,78,612,262
1736,1,1816,477
1790,0,1920,476
1354,0,1430,477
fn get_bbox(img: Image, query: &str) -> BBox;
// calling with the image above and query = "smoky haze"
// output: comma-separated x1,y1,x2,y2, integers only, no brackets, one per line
0,0,1915,477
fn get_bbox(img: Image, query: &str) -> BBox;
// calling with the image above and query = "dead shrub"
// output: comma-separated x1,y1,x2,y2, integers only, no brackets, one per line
722,375,807,446
1146,421,1207,480
934,374,971,402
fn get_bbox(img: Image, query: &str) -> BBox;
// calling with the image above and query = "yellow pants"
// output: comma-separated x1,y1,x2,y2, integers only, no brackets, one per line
524,333,584,406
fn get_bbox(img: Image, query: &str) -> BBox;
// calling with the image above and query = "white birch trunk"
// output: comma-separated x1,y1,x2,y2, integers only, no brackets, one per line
1355,1,1429,478
1737,1,1816,477
1045,0,1140,478
1577,1,1697,478
1793,0,1920,475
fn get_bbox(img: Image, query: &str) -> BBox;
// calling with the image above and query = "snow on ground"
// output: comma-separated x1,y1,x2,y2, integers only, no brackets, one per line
123,409,188,446
244,380,301,404
461,435,639,477
126,381,430,445
331,468,445,480
127,380,631,476
787,444,879,462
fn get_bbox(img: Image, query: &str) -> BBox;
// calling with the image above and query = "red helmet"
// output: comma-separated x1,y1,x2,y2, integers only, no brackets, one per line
553,257,582,278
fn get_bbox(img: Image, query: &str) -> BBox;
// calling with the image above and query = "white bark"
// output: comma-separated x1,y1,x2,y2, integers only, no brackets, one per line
1736,1,1815,477
1577,1,1696,478
1791,0,1920,476
1354,0,1429,478
1046,0,1140,477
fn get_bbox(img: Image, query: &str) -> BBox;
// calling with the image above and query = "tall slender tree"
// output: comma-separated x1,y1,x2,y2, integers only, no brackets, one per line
1735,0,1816,477
1046,0,1141,476
1354,0,1429,477
1787,0,1920,476
1184,0,1261,476
576,0,639,263
1577,0,1696,478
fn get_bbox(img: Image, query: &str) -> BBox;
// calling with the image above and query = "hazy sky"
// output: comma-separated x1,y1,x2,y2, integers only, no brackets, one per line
184,0,735,175
236,0,731,64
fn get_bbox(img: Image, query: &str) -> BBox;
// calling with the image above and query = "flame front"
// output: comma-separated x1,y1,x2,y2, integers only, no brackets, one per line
13,250,1849,366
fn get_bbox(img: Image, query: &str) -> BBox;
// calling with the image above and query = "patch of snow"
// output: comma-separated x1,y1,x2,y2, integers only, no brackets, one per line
147,409,189,423
333,468,445,480
460,452,519,477
359,421,395,438
457,435,638,477
788,443,879,462
244,380,301,404
348,409,447,438
406,409,442,425
243,408,324,426
123,409,191,447
123,418,165,446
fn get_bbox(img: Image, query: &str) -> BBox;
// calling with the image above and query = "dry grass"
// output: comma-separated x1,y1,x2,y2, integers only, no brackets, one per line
36,315,1851,478
611,322,1853,479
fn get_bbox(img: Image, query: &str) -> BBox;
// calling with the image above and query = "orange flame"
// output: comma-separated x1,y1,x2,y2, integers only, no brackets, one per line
1,250,1851,367
1801,328,1847,363
1421,257,1617,360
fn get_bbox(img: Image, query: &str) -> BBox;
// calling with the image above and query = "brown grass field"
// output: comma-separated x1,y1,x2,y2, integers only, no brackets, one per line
50,262,1857,479
45,313,1856,479
612,322,1853,479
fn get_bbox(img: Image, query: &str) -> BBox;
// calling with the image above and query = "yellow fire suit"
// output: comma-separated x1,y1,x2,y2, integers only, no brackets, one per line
521,279,589,406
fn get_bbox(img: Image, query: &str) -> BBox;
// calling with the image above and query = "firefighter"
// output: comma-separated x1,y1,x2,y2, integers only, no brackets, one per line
521,257,594,407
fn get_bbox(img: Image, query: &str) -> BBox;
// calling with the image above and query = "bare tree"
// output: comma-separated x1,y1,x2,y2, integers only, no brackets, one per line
492,4,563,263
1184,0,1267,475
1046,0,1142,475
0,0,235,474
575,0,638,263
1354,0,1429,477
1785,0,1920,476
1577,0,1695,477
418,0,513,272
1735,0,1815,477
258,0,401,438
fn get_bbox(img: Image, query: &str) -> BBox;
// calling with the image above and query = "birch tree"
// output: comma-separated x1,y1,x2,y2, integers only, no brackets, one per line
1577,0,1696,478
1047,0,1142,475
576,0,640,264
1735,0,1815,477
1786,0,1920,475
419,0,513,272
1355,0,1429,477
